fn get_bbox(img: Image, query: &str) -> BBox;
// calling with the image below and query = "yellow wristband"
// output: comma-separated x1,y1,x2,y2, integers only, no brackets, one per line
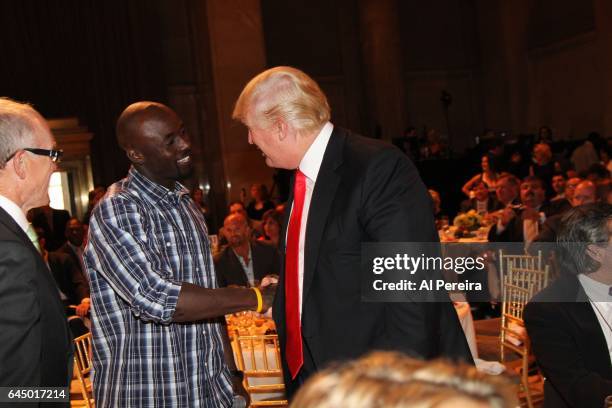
251,287,263,313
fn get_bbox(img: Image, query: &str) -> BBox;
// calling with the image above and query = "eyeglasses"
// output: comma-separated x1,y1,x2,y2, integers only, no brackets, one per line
6,148,63,163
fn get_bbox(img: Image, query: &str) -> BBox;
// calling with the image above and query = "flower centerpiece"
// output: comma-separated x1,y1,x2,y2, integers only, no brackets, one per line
453,210,483,237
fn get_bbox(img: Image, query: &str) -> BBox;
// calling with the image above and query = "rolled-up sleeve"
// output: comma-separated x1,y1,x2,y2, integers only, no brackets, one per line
87,196,181,324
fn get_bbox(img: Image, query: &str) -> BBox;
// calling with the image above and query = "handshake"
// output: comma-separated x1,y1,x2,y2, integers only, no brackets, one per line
247,275,278,317
254,274,278,316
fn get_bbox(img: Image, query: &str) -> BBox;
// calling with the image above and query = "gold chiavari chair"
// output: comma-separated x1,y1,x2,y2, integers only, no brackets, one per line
500,281,544,408
233,334,288,407
71,332,94,408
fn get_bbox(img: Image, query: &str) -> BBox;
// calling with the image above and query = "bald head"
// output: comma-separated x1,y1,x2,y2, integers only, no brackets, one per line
223,212,251,248
572,180,597,207
117,101,171,151
116,101,193,189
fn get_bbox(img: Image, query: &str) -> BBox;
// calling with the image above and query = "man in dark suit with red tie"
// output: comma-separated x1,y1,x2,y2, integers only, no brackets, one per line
232,66,472,396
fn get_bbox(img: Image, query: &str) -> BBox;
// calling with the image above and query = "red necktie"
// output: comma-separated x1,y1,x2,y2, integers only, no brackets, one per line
285,170,306,379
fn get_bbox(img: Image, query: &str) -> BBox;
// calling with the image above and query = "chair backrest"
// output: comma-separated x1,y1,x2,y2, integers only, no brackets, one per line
233,334,287,406
507,264,550,298
498,249,542,275
502,282,531,321
73,332,93,408
499,249,543,301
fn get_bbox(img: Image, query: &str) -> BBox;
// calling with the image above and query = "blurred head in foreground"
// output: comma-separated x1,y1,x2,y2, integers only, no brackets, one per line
290,351,517,408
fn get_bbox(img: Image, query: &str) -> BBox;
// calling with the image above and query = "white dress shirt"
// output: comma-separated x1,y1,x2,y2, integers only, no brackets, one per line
578,274,612,363
0,194,28,234
290,122,333,316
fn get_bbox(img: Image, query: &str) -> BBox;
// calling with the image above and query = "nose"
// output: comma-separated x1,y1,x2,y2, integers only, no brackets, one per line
177,132,191,151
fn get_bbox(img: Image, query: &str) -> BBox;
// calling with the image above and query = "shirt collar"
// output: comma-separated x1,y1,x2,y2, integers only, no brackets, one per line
298,122,333,182
68,241,84,253
579,273,612,302
0,194,28,233
127,167,189,205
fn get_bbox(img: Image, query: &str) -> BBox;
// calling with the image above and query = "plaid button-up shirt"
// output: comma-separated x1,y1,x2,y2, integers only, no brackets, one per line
84,167,233,407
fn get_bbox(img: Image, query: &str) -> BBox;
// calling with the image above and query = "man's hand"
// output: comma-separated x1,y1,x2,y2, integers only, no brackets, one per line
500,207,516,227
259,282,277,314
260,274,279,288
75,299,90,317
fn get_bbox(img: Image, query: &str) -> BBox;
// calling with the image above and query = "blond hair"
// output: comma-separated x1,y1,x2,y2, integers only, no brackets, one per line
232,66,330,134
291,352,517,408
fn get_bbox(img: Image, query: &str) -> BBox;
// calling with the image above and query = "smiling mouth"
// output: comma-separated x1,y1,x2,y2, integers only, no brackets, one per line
177,155,191,165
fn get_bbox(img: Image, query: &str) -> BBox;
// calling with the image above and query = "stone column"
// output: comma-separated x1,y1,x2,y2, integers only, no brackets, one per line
358,0,406,140
594,0,612,136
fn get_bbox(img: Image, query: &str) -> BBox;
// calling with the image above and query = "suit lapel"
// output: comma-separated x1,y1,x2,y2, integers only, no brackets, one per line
570,280,612,372
0,207,38,255
302,129,344,302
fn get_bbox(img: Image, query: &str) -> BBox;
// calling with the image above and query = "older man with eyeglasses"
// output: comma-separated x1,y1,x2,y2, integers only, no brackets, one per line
0,97,72,403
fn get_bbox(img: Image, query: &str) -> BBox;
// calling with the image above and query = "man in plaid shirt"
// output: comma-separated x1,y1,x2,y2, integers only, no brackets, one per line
85,101,275,407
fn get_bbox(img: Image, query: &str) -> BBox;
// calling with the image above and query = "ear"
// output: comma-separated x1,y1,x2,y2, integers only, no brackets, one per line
127,148,144,164
586,243,605,264
277,119,289,141
11,150,27,180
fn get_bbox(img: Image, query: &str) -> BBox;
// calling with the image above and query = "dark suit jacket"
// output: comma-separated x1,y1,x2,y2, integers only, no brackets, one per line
548,198,571,217
488,206,553,243
524,275,612,408
31,207,70,252
273,127,472,396
0,207,72,401
57,243,90,295
214,241,280,287
47,251,89,305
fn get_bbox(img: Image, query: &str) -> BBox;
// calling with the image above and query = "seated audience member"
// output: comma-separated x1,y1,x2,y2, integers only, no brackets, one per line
462,155,500,197
35,228,90,320
550,172,567,202
82,185,106,225
597,178,612,204
529,143,556,198
30,204,71,251
291,351,517,408
586,163,610,182
599,145,612,176
488,176,551,244
59,218,88,272
246,183,275,221
218,200,256,246
428,189,448,229
258,208,282,248
493,173,520,208
524,203,612,408
460,180,497,215
537,125,553,144
191,186,210,222
549,176,581,215
532,180,597,245
571,133,601,175
215,213,280,287
228,200,247,217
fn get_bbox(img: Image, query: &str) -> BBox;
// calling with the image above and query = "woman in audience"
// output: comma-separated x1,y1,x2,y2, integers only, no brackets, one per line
258,208,282,248
291,351,517,408
462,155,500,197
246,183,275,221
